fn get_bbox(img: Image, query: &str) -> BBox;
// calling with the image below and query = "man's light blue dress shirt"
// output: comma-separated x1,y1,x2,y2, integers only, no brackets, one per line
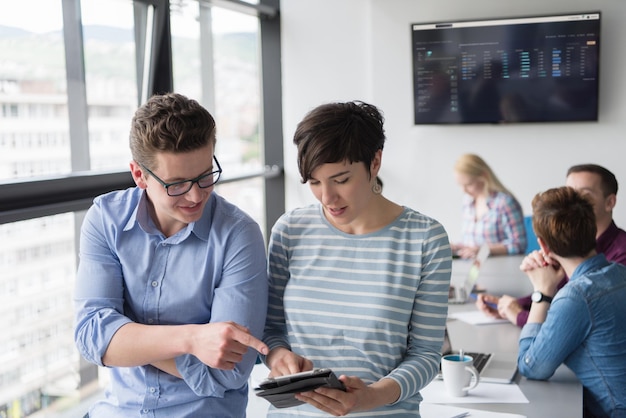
74,188,268,418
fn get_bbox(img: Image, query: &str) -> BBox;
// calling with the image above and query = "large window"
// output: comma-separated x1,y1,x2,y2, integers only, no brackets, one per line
0,214,77,417
0,0,137,177
0,0,70,180
169,2,266,227
0,0,282,416
82,0,138,172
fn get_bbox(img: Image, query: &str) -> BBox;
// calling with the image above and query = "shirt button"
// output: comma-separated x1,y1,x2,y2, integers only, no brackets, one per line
150,387,156,393
151,281,158,287
142,409,149,414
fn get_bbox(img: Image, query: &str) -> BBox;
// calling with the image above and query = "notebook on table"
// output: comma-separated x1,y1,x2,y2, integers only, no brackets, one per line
439,327,518,384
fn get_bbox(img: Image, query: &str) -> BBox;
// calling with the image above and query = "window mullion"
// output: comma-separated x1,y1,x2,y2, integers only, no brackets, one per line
62,0,91,172
199,2,216,114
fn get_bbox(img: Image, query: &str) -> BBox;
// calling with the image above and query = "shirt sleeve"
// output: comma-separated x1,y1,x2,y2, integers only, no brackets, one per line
263,215,293,353
498,194,527,255
176,220,268,396
517,288,590,380
386,221,452,403
516,308,530,328
516,276,568,327
74,201,134,366
605,237,626,265
609,251,626,265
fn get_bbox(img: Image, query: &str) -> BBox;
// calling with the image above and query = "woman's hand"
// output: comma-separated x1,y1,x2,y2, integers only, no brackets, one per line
455,244,479,259
295,376,401,416
266,347,314,377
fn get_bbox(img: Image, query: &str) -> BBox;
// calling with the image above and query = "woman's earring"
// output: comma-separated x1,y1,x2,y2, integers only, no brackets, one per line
372,182,382,195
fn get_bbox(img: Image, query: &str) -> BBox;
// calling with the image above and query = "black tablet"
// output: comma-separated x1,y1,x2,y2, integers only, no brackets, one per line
254,368,346,408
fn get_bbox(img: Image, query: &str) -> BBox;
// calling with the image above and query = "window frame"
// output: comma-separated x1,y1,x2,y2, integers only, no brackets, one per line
0,0,284,239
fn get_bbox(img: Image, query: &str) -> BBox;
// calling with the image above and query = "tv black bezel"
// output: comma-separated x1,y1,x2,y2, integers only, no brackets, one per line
411,11,602,125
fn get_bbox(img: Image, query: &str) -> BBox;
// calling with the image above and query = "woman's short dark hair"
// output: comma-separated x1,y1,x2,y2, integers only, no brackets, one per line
531,186,596,258
293,101,385,183
129,92,216,169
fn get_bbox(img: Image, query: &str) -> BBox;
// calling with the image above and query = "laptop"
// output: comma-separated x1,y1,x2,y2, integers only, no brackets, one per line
448,244,490,304
440,327,518,384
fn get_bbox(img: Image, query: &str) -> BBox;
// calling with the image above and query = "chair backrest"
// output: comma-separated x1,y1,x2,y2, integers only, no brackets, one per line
524,215,540,254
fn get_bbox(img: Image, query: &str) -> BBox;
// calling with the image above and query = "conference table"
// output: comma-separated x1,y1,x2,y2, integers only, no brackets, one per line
441,255,583,417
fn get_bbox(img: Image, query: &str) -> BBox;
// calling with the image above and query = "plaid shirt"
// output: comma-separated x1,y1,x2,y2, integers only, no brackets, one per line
460,191,526,254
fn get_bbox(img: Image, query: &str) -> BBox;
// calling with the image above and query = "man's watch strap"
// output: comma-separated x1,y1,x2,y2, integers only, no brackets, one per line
531,290,553,304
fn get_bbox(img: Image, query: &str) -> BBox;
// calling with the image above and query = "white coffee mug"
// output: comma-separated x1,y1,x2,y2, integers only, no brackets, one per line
441,353,480,397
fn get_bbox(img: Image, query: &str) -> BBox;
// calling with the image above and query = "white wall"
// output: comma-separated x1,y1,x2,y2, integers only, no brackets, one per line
280,0,626,242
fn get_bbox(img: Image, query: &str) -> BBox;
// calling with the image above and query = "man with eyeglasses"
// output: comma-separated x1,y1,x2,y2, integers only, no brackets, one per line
74,93,269,418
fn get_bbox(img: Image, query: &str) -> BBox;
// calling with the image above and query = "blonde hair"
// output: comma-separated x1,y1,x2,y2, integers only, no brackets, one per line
454,153,511,195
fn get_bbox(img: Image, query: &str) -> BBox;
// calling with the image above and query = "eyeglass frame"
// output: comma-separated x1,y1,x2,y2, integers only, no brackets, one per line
138,156,223,197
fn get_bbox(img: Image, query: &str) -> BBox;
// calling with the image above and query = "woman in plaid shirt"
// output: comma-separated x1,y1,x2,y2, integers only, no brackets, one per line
452,153,526,259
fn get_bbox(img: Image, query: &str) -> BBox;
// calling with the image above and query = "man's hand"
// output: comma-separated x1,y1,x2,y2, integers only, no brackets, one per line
497,295,523,325
189,321,268,370
476,293,522,325
475,293,502,318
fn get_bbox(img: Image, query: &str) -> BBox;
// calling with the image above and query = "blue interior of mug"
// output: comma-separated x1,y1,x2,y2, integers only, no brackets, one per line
443,354,470,362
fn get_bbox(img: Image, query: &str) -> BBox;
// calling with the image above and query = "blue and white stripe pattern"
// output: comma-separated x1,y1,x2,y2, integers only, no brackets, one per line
264,204,452,416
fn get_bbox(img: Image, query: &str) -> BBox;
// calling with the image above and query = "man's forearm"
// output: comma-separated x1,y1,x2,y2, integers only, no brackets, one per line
102,322,192,367
527,301,550,324
152,359,182,378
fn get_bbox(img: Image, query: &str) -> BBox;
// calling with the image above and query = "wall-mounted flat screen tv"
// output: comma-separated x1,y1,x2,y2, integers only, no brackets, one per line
411,12,600,124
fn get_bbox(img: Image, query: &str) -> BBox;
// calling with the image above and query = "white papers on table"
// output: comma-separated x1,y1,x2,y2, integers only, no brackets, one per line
449,310,511,325
421,379,529,404
420,403,526,418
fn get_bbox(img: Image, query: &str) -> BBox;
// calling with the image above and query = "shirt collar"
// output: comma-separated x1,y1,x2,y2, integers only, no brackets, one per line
596,220,619,253
467,191,497,210
123,190,148,232
121,189,211,242
570,253,610,280
190,195,212,242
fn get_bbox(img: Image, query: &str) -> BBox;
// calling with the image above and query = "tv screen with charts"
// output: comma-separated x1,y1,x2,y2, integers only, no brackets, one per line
411,12,600,124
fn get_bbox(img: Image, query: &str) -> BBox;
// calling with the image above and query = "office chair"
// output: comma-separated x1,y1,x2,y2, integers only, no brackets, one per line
524,215,540,254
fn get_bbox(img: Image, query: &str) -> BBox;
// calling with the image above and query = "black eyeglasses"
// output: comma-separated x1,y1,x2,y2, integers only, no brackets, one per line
139,156,222,197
